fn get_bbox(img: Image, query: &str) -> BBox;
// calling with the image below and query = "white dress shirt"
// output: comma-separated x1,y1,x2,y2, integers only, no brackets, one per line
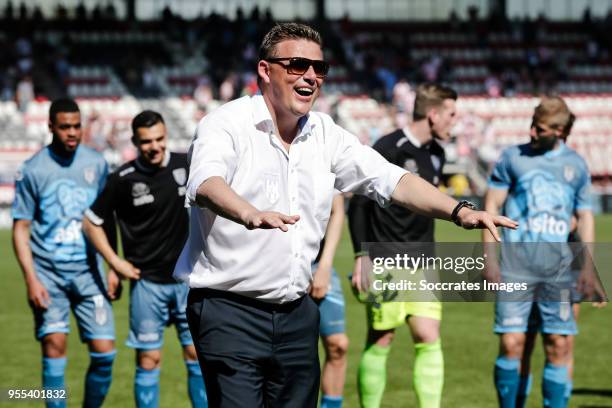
173,95,407,303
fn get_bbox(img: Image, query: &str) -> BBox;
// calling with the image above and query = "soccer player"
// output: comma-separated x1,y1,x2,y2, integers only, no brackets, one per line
12,98,116,408
311,194,349,408
483,96,596,408
348,83,457,408
82,111,207,408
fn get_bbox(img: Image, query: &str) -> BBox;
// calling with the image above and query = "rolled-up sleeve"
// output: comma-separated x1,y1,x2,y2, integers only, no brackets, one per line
186,114,239,206
330,124,407,207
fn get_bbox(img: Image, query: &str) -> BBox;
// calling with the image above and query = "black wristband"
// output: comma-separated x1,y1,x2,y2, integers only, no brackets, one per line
451,200,477,226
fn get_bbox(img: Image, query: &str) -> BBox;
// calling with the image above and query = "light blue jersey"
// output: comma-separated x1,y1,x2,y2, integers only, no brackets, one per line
489,142,591,243
12,145,108,273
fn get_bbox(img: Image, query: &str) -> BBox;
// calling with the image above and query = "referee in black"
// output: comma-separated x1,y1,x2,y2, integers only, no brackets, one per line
349,83,459,408
82,111,208,408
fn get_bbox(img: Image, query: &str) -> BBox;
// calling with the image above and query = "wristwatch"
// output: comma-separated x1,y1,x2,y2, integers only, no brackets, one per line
451,200,477,226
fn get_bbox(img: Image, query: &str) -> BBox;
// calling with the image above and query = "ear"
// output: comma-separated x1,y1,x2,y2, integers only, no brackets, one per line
257,60,271,85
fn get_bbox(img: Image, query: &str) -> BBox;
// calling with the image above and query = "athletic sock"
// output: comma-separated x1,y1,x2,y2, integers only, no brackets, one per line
563,380,573,407
494,356,520,408
542,363,568,408
42,357,67,408
320,394,343,408
516,374,533,408
185,360,207,408
413,340,444,408
134,367,160,408
84,350,116,408
358,344,390,408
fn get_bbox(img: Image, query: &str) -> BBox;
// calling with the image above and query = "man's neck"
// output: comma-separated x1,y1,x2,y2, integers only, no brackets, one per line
49,140,75,159
407,120,434,146
263,95,299,151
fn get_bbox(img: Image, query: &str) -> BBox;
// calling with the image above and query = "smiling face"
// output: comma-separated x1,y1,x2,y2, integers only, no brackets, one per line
133,121,167,167
50,112,82,153
258,39,324,123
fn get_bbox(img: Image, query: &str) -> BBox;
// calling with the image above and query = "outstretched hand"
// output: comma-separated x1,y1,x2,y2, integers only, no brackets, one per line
243,211,300,232
457,208,518,242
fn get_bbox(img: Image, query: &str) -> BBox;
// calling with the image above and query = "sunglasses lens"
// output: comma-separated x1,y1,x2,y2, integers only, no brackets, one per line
289,58,311,74
312,61,329,76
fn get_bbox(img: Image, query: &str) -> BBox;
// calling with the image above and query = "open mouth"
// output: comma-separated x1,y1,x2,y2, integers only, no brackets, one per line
295,87,314,97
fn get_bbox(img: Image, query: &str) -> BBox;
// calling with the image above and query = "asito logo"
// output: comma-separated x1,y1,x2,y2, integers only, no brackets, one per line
526,213,568,236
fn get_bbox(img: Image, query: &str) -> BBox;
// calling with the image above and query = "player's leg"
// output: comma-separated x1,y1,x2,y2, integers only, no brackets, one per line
72,271,116,408
172,281,207,408
405,302,443,408
126,279,168,408
318,269,348,408
539,301,576,408
494,301,532,408
564,303,580,406
358,301,407,408
517,306,541,408
35,269,70,408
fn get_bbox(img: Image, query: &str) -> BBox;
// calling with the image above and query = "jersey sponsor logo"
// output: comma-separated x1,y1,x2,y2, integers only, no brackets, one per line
563,165,575,182
172,168,187,185
132,182,155,206
264,173,280,204
53,219,83,243
83,167,96,184
525,214,568,236
119,167,135,177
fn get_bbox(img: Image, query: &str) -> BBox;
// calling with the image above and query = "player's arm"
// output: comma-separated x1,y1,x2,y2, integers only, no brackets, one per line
311,194,344,299
481,188,508,282
347,194,374,293
391,173,517,240
574,208,606,303
82,216,140,280
12,219,50,309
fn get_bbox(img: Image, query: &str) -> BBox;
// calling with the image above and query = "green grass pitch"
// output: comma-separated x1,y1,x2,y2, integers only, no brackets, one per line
1,216,611,407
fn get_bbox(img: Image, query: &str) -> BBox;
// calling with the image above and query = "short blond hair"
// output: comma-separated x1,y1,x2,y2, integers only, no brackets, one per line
413,83,457,121
533,96,575,132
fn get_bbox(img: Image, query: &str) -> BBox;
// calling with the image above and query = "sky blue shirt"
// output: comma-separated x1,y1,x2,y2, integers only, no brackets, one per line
12,145,108,273
489,142,591,243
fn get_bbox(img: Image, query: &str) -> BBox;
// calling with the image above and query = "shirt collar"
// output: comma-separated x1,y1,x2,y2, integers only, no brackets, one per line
135,151,170,173
544,140,567,158
251,94,315,139
401,127,431,149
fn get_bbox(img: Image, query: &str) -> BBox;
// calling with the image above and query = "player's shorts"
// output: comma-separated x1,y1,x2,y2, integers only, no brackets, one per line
32,264,115,342
126,278,193,350
312,265,346,337
366,301,442,331
495,301,577,335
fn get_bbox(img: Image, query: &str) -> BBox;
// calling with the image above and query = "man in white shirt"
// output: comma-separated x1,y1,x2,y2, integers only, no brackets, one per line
174,22,517,408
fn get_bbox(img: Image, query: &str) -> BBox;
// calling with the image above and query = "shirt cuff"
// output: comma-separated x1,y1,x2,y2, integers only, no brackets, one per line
186,165,228,206
84,209,104,226
376,163,409,207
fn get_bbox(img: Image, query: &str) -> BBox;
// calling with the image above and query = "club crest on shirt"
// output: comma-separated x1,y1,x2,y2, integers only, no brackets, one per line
83,167,96,184
563,165,575,182
263,173,280,204
132,182,154,206
172,168,187,185
403,159,418,174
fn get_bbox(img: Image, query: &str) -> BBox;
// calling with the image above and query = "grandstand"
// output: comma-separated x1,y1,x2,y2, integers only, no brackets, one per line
1,0,612,227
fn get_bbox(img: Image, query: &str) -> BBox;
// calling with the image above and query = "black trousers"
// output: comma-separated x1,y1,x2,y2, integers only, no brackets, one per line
187,288,320,408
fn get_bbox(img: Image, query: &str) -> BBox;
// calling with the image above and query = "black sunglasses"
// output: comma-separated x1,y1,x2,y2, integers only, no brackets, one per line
266,57,330,78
